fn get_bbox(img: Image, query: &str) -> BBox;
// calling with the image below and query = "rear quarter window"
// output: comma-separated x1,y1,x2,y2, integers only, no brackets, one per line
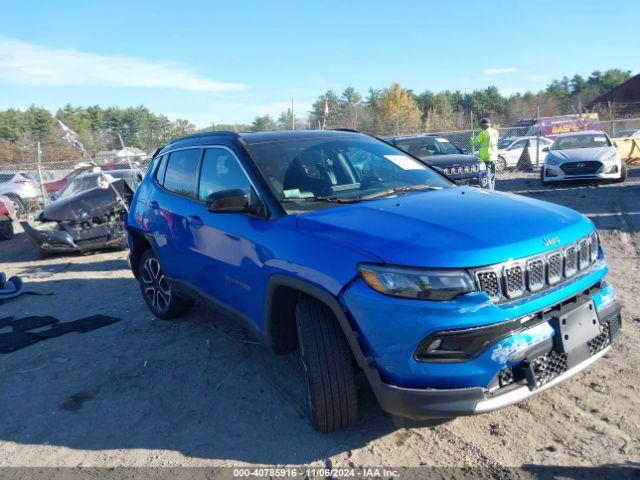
162,149,201,198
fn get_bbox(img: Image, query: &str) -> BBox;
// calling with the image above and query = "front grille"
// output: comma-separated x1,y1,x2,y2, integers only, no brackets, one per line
527,258,545,291
564,245,577,277
444,165,479,176
503,263,525,298
560,161,602,175
587,324,610,355
530,351,568,387
477,270,500,300
547,252,563,285
473,233,599,303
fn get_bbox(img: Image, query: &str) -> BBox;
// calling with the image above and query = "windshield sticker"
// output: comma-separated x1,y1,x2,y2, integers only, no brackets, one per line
384,155,423,170
593,136,607,142
435,138,448,143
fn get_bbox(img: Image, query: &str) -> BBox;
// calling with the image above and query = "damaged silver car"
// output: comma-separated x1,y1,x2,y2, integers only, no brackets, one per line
22,169,141,255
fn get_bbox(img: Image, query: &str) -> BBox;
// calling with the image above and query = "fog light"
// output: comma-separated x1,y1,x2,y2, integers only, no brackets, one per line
605,165,618,174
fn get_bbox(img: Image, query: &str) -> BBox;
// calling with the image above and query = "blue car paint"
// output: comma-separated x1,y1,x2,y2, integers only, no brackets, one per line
126,130,618,402
339,260,613,389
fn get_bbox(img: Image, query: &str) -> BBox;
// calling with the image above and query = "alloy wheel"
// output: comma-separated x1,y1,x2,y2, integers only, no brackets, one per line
141,257,171,312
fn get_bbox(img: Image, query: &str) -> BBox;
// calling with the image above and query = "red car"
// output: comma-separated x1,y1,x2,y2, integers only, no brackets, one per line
44,165,93,194
0,196,16,240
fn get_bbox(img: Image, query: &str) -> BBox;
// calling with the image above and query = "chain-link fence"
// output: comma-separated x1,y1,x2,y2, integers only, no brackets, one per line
2,116,639,216
430,117,640,172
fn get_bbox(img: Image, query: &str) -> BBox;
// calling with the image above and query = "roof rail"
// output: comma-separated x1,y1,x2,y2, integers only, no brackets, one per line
167,130,240,145
330,128,361,133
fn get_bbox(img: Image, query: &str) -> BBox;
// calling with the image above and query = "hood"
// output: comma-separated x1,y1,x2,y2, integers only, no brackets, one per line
40,179,132,223
548,147,615,163
295,187,594,268
418,153,480,169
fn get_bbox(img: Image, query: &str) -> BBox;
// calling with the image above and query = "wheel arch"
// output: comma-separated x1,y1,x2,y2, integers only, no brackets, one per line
264,274,367,369
128,229,157,278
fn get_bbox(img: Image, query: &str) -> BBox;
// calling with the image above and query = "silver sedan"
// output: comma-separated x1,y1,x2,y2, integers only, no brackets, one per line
541,131,627,184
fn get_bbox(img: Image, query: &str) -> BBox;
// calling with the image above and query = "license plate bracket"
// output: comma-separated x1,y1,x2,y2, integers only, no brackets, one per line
554,300,601,353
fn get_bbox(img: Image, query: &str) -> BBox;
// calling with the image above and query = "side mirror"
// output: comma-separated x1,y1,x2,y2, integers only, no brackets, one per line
613,141,619,147
542,147,550,152
206,189,260,214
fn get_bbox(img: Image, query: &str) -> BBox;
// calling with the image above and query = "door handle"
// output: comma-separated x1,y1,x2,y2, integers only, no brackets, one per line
187,215,204,228
149,201,160,210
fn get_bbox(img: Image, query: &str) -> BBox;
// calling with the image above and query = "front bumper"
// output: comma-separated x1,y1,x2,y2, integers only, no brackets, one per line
543,163,622,181
360,292,621,420
448,171,488,188
21,221,127,253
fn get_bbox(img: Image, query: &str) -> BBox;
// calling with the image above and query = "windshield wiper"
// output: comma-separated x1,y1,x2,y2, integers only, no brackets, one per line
281,196,363,204
362,185,442,200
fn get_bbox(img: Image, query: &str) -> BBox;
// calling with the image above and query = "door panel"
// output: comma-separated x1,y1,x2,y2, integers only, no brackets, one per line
189,147,268,322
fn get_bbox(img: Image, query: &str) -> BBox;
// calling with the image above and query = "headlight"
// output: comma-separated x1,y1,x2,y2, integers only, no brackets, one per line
602,151,618,162
478,162,487,171
546,156,560,165
358,264,476,301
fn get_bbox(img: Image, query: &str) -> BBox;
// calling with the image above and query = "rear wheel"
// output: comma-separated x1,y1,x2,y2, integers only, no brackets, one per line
0,219,13,241
137,249,192,319
296,297,358,432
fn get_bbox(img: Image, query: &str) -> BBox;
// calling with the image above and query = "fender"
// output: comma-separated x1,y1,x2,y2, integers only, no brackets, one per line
264,274,369,368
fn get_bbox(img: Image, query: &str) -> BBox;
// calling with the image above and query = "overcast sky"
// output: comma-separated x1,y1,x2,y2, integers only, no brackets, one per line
1,0,638,126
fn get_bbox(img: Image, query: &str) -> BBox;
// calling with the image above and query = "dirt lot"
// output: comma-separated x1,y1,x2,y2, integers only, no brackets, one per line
0,168,638,473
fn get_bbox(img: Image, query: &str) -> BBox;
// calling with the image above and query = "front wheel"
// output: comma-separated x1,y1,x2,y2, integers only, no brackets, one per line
137,250,192,319
495,156,507,172
613,161,627,183
540,168,551,186
296,297,358,433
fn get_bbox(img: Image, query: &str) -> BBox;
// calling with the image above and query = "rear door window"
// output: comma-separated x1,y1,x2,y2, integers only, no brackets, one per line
162,149,201,198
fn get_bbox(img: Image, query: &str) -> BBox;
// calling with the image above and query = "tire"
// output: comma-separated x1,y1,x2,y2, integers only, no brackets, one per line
0,219,13,241
6,195,25,217
137,249,192,319
540,168,551,186
495,156,507,172
295,297,358,433
614,161,627,183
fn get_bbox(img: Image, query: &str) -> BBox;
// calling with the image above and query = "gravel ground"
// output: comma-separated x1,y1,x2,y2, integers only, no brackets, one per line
0,168,638,474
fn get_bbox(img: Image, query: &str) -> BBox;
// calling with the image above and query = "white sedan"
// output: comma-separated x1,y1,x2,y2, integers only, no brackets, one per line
496,136,553,171
541,131,627,184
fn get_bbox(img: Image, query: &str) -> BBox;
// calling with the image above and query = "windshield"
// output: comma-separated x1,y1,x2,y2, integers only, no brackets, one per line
616,130,638,137
498,139,515,149
395,136,461,156
244,135,452,206
551,134,611,150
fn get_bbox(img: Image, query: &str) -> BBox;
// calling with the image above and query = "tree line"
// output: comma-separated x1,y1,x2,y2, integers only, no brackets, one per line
0,68,631,163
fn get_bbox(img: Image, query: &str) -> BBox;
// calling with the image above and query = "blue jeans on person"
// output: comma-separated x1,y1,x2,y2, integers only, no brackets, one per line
486,161,496,190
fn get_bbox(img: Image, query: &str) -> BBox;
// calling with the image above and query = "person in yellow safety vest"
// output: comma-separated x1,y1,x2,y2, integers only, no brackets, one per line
470,118,499,190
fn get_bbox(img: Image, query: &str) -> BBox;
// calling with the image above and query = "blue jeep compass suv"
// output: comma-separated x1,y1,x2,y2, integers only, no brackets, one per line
126,129,621,432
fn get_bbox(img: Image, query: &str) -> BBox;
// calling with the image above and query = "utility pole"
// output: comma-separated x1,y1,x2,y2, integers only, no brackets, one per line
117,132,133,169
470,110,475,154
291,98,295,130
36,141,49,206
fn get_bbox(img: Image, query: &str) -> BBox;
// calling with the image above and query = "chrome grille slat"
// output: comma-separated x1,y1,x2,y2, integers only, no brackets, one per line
564,245,577,277
527,258,545,292
578,238,590,270
473,233,599,303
